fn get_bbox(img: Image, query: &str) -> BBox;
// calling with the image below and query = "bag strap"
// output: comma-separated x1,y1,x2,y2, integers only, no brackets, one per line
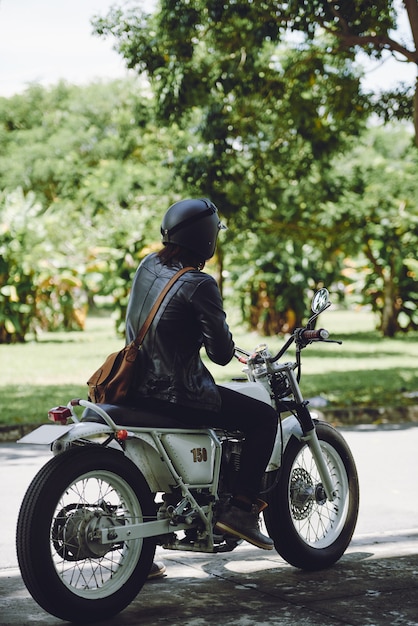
134,266,193,347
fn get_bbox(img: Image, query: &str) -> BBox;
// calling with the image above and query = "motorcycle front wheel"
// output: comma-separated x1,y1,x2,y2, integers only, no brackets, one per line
16,445,156,623
263,421,359,570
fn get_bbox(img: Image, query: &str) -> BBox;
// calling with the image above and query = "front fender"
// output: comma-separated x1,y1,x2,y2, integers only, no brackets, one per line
266,413,303,471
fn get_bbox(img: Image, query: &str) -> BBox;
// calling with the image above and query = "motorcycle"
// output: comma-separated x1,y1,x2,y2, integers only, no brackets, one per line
16,288,359,623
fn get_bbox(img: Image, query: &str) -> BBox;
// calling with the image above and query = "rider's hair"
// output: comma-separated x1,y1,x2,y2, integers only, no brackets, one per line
158,243,205,270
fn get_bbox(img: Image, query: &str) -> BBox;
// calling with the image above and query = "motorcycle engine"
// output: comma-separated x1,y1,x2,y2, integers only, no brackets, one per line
217,433,244,500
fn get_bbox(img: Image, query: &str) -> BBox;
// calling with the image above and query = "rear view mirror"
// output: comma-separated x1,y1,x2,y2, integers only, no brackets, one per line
311,288,330,314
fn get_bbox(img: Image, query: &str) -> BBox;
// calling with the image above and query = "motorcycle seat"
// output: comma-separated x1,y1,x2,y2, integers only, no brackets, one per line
82,403,196,429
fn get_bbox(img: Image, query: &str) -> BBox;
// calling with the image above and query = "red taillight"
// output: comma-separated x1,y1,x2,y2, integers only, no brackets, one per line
48,406,72,424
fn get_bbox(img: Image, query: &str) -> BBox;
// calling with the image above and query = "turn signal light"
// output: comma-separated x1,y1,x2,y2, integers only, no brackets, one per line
48,406,72,424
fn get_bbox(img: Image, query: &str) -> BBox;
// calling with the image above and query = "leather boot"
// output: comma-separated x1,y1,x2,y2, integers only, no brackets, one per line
147,561,166,580
215,500,274,550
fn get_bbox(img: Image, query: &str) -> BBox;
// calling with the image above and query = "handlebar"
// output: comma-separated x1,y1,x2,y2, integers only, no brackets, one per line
234,327,333,365
299,328,329,341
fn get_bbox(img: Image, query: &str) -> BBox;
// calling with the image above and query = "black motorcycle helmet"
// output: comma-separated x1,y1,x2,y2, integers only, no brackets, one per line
161,198,226,260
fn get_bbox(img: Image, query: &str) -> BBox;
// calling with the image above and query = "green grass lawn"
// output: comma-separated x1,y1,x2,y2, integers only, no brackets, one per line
0,308,417,426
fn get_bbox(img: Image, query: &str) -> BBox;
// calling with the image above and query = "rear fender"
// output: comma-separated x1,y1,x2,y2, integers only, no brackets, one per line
123,435,174,493
18,423,172,493
17,422,114,451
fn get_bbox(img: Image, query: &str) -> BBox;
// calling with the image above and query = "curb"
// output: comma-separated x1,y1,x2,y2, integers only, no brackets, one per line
0,424,39,443
320,404,418,427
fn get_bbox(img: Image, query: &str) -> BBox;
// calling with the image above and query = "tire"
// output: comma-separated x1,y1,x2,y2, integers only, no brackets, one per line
16,446,156,623
263,421,359,570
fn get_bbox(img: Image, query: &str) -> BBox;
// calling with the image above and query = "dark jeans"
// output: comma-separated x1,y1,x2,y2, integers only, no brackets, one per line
141,386,278,501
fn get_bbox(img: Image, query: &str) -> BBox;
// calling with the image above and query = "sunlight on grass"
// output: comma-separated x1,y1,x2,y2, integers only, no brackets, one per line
0,316,122,386
0,308,417,426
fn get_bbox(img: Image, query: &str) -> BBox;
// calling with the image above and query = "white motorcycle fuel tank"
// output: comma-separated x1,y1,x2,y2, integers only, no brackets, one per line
221,380,272,404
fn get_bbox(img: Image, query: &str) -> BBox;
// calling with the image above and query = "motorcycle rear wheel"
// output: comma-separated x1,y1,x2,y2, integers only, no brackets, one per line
16,445,156,623
263,421,359,570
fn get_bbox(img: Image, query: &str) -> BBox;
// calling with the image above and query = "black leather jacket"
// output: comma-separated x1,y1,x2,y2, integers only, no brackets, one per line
125,253,235,412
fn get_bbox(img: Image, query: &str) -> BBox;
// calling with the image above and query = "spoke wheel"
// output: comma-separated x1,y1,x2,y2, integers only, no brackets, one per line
263,421,359,570
17,446,156,622
287,441,349,547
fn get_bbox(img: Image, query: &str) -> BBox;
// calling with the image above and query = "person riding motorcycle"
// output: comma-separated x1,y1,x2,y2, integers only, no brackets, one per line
125,198,278,550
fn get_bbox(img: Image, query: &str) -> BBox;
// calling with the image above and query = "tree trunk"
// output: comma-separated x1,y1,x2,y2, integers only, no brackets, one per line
403,0,418,144
414,75,418,147
380,271,400,337
249,283,302,336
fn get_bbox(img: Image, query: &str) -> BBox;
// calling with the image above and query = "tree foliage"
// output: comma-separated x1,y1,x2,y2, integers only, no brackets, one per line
278,0,418,142
93,0,370,330
0,79,193,341
325,124,418,335
1,3,417,341
92,0,418,335
0,80,167,211
0,188,88,342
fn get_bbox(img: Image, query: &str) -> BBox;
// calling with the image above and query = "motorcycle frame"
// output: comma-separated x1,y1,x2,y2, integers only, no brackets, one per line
18,365,337,550
17,391,308,551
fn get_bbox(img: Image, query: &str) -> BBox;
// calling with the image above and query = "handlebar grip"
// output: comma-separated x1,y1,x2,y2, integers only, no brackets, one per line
301,328,329,341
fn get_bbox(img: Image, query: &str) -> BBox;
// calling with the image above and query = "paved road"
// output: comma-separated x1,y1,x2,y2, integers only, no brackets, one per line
1,424,418,625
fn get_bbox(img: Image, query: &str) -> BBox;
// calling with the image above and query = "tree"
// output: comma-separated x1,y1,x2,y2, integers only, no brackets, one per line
325,124,418,335
0,80,155,210
92,1,418,335
0,189,88,342
0,189,41,342
0,79,198,341
280,1,418,144
93,0,368,332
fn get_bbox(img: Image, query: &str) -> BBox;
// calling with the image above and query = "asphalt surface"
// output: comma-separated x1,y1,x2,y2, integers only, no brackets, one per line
1,424,418,625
